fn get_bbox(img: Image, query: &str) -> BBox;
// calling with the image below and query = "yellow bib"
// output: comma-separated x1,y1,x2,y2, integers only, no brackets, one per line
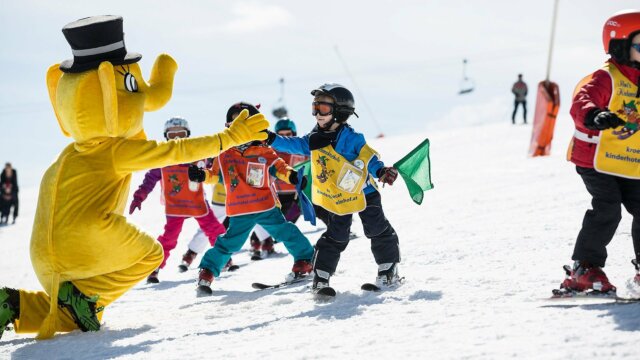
211,182,226,205
594,63,640,178
311,144,378,215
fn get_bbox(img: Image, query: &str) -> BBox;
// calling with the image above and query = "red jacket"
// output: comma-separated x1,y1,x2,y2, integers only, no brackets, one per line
570,59,640,167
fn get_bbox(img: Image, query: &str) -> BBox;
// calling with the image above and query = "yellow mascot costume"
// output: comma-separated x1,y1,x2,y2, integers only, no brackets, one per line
0,15,268,340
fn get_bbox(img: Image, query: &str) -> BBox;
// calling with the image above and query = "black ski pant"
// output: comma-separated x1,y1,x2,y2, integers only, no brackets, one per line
512,100,527,124
572,166,640,267
312,191,400,275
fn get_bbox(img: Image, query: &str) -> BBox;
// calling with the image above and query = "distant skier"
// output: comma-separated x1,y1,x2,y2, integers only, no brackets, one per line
129,117,227,283
190,102,314,295
265,83,401,295
558,10,640,296
511,74,528,125
0,163,18,225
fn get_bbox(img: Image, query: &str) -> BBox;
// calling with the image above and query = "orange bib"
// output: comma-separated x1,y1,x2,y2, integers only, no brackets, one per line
161,163,208,217
219,147,281,216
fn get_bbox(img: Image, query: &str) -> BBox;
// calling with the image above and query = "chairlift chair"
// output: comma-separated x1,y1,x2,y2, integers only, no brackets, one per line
458,59,475,95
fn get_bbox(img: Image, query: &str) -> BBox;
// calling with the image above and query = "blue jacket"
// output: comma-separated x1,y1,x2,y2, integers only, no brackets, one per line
271,124,383,194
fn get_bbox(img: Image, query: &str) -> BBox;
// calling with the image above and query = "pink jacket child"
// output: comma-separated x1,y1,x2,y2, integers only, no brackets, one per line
129,117,226,283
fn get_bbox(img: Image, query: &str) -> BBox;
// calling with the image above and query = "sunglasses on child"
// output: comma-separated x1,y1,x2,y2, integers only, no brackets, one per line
312,101,334,116
166,129,188,139
632,43,640,52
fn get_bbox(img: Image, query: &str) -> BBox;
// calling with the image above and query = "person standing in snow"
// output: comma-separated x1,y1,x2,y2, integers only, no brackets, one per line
511,74,528,125
129,117,227,283
560,10,640,294
0,163,18,224
190,102,314,295
265,83,401,294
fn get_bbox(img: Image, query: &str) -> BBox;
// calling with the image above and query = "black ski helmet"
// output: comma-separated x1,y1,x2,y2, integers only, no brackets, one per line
311,83,358,122
226,102,261,124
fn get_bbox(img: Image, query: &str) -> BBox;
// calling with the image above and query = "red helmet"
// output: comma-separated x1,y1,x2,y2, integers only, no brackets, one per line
603,10,640,54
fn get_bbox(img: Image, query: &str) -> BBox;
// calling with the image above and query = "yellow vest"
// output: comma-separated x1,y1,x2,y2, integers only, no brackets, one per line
311,144,378,215
211,182,227,205
594,62,640,178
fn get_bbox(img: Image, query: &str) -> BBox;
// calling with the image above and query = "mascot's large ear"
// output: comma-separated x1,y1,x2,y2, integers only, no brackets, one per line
145,54,178,112
98,61,118,137
46,64,70,137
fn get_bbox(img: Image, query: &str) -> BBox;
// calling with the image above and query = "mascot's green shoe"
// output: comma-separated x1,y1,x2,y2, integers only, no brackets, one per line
57,282,101,332
0,287,19,339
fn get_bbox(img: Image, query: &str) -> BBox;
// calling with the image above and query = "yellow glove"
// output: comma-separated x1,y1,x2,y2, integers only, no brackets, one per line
220,109,269,148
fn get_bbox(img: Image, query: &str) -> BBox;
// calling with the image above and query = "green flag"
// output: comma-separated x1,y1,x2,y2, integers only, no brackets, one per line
293,160,312,199
393,138,433,205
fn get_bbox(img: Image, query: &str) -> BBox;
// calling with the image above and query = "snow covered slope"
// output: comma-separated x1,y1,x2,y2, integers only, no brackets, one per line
2,116,640,360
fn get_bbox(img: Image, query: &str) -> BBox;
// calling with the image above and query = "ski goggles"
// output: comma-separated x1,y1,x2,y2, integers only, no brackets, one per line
165,129,188,139
632,43,640,52
312,101,334,116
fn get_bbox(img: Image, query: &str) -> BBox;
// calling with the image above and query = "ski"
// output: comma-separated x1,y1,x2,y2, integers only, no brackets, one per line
177,264,189,273
362,277,405,292
196,285,213,297
227,264,240,272
361,283,381,292
550,288,640,303
313,286,336,299
252,276,309,290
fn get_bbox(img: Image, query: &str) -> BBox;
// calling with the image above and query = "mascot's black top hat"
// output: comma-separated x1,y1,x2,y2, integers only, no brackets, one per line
59,15,142,73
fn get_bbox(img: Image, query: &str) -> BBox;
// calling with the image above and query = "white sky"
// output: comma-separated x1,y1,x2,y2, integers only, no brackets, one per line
1,0,638,186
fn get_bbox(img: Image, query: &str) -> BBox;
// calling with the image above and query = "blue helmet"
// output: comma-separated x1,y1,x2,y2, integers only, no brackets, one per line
274,118,297,136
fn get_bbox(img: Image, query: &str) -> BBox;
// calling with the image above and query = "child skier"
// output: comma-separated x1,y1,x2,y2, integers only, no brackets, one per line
558,10,640,295
265,83,401,295
249,117,308,260
190,102,315,295
129,117,227,283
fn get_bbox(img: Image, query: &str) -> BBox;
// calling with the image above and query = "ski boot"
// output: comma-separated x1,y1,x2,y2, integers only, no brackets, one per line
632,259,640,285
147,269,160,284
57,282,101,332
0,287,19,339
179,249,198,272
554,261,616,297
375,263,403,288
196,268,214,296
262,237,275,255
250,233,262,260
285,259,313,282
312,269,336,297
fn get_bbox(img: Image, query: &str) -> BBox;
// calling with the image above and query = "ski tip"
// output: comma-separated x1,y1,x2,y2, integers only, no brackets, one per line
177,265,189,273
251,283,271,290
227,265,240,272
313,287,337,299
196,285,213,297
250,256,263,261
361,283,381,292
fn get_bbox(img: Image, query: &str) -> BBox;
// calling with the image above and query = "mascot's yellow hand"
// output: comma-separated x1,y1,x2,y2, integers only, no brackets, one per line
224,109,269,146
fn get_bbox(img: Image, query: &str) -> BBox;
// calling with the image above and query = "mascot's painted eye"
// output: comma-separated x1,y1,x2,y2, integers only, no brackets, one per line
124,72,138,92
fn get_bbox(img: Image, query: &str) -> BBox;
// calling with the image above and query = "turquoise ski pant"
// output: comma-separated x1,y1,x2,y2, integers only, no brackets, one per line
199,207,314,277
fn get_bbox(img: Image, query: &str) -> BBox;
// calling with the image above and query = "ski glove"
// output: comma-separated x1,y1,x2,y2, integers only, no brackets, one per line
377,167,398,186
289,170,307,190
129,195,144,215
263,130,277,145
188,164,206,183
584,109,625,130
221,109,269,147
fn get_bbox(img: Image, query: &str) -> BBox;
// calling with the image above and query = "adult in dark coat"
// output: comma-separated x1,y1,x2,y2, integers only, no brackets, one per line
1,162,18,224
